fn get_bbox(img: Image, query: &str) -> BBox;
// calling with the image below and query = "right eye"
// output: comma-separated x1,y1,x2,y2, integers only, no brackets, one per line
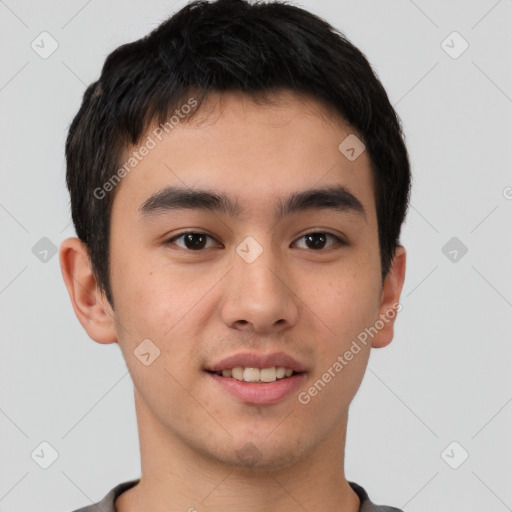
164,232,222,251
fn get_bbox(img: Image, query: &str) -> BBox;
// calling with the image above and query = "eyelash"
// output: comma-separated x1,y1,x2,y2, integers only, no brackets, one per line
164,231,346,251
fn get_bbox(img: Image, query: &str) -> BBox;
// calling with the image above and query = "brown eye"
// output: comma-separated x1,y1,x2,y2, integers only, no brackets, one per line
293,232,344,250
166,232,218,250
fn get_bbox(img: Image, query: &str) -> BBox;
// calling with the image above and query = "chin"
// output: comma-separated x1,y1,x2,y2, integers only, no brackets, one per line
204,433,313,473
228,448,304,473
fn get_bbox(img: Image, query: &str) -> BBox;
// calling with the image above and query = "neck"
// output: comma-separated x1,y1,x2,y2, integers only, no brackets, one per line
116,389,360,512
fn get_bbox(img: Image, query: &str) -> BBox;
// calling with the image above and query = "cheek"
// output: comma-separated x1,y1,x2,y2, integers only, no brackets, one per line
314,267,381,344
113,268,189,339
110,248,219,363
110,260,203,400
301,277,377,415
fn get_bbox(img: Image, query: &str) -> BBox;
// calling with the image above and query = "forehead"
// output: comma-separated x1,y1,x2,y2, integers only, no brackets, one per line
111,90,376,226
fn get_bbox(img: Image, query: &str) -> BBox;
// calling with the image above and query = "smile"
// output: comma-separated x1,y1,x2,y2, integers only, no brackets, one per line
212,366,296,383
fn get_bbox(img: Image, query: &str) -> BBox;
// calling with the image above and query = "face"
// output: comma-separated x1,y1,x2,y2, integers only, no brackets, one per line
91,90,404,471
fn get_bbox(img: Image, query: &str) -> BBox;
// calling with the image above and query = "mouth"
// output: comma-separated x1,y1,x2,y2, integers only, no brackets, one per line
205,368,307,405
207,366,299,383
204,352,308,405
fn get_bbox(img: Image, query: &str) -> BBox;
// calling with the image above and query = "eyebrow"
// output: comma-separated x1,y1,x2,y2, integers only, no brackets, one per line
139,184,366,222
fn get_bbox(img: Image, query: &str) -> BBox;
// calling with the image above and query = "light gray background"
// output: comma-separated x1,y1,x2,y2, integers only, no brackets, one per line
1,0,511,511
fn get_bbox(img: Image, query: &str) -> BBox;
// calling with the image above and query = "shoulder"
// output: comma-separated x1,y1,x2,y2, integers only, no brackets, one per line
349,481,404,512
69,480,140,512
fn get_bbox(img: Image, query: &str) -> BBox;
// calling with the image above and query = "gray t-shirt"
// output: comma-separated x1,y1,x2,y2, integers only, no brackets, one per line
71,480,403,511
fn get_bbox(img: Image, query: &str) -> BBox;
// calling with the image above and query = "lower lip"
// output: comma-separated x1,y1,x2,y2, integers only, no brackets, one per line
206,371,307,405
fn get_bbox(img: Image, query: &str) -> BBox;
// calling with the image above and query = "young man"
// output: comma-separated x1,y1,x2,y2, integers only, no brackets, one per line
60,0,410,510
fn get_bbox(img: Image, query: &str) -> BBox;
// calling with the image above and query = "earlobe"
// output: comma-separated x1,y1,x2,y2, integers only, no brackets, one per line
59,237,118,345
371,245,406,349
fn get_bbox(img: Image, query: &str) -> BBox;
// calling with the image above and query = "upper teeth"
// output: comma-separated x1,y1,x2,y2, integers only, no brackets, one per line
219,367,294,383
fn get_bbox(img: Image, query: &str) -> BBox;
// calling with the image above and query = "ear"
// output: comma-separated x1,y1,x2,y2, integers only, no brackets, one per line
59,237,117,344
371,245,406,349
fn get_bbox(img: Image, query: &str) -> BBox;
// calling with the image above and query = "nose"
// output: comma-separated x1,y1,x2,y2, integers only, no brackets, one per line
219,243,300,334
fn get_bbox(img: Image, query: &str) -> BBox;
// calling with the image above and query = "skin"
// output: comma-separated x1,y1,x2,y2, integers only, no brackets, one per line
60,89,406,512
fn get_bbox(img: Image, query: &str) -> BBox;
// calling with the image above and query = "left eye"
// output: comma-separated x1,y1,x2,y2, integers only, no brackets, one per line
293,232,343,250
